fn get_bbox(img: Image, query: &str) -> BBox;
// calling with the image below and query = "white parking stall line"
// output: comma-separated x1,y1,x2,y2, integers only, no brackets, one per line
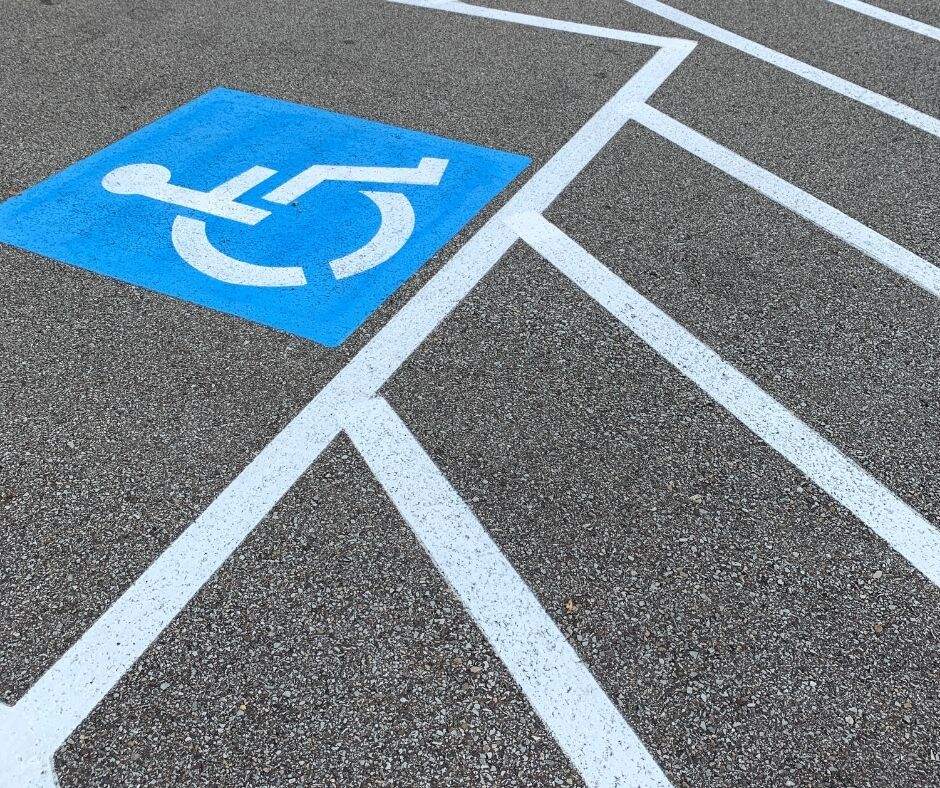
390,0,696,49
345,396,674,788
824,0,940,42
509,211,940,591
0,25,692,788
622,0,940,138
632,103,940,300
0,404,345,788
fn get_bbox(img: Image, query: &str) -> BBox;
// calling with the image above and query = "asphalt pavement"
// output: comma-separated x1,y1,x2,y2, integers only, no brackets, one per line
1,0,938,786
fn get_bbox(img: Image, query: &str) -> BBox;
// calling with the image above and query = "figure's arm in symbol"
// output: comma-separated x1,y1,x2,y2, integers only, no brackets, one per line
102,163,307,287
102,163,275,224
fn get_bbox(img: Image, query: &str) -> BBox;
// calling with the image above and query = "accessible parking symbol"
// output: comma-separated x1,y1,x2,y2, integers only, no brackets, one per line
0,88,529,346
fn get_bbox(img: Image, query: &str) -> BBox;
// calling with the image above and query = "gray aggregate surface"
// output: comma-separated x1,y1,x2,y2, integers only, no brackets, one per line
2,0,938,785
57,444,582,787
0,0,639,698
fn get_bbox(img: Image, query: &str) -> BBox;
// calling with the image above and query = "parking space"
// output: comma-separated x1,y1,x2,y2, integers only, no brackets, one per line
384,242,940,786
56,444,583,787
1,0,938,785
0,0,638,696
551,121,940,522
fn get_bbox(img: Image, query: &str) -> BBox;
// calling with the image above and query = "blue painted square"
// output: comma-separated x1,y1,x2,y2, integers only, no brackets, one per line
0,88,529,346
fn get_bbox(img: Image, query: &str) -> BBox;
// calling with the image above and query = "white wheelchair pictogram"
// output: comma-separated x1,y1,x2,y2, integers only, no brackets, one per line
100,156,449,287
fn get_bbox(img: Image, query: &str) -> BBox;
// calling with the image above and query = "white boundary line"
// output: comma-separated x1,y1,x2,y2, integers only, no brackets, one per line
389,0,696,48
622,0,940,137
346,397,672,788
396,0,940,299
824,0,940,42
632,103,940,298
510,211,940,589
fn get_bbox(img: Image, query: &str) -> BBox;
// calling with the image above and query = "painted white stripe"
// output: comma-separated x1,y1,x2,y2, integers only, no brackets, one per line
0,399,343,787
1,34,690,787
824,0,940,42
632,103,940,300
622,0,940,138
510,211,940,590
345,396,673,788
11,406,343,753
389,0,697,49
